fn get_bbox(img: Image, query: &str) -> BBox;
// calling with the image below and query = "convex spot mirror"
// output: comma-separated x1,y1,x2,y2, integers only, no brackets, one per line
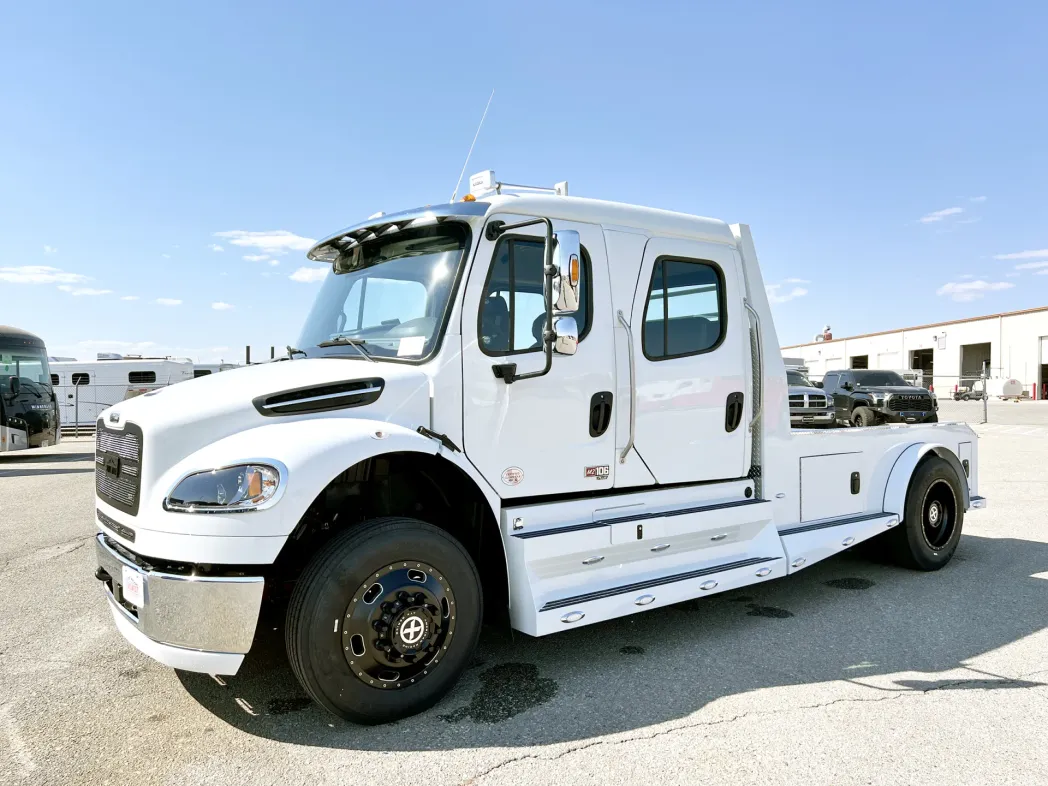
553,316,578,356
8,376,20,395
551,230,581,314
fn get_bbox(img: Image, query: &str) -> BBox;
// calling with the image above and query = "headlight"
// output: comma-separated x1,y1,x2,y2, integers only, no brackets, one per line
164,463,283,513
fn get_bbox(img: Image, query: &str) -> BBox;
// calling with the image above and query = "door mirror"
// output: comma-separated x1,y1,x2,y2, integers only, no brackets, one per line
8,376,20,395
841,381,853,391
551,230,581,314
553,316,578,356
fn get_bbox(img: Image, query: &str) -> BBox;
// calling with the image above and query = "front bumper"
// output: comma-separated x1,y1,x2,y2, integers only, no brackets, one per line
876,408,936,424
94,534,264,674
790,409,835,426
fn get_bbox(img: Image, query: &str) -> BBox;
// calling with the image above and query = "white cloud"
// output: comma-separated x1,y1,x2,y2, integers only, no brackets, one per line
766,282,808,304
161,253,171,259
994,249,1048,260
1006,272,1021,278
970,196,987,202
243,254,269,262
1039,270,1048,276
1015,261,1048,271
211,302,234,311
156,298,182,306
121,295,140,301
43,245,57,254
0,265,89,284
936,280,1015,302
57,285,112,296
208,244,224,252
959,273,976,279
783,277,810,284
919,207,964,224
290,266,329,283
215,230,316,256
268,259,279,267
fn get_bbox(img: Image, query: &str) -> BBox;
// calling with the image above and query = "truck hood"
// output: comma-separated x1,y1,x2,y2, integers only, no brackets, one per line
855,386,931,396
788,385,827,396
103,358,432,488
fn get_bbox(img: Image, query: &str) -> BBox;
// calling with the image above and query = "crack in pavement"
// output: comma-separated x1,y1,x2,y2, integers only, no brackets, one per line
459,671,1046,785
0,535,90,577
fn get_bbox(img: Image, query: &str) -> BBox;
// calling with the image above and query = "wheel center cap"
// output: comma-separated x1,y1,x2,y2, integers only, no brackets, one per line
393,611,430,650
929,504,941,525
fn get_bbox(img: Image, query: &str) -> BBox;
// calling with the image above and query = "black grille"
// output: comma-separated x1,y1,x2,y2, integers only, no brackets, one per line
96,421,143,516
888,396,933,412
97,509,135,542
807,394,827,407
789,394,805,404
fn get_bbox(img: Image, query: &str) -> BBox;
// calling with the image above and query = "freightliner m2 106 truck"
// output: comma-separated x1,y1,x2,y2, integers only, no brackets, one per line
92,172,985,724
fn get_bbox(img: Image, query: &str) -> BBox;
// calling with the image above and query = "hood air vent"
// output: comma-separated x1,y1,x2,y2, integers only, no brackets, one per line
254,378,384,417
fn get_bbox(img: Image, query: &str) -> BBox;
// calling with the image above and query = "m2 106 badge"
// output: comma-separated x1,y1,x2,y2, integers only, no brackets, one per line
585,465,610,480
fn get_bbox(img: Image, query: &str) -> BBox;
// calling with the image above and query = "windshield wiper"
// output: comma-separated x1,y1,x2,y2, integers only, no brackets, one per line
316,336,376,362
286,345,307,359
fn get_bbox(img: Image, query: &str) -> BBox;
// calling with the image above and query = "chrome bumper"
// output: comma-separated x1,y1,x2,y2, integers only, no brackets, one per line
94,534,264,657
970,495,988,510
790,410,835,425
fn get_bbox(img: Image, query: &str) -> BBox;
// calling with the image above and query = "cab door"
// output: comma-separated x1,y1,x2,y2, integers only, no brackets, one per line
625,237,749,484
460,214,617,497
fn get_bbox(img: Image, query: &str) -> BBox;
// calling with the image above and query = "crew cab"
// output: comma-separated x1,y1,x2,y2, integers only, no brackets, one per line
787,368,835,427
91,173,985,724
823,369,939,427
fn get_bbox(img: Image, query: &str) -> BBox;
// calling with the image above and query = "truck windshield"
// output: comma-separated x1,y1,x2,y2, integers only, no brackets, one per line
0,344,53,396
297,223,470,361
852,370,907,386
787,371,815,387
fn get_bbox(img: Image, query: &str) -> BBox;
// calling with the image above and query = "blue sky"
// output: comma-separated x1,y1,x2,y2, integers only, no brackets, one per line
2,2,1046,361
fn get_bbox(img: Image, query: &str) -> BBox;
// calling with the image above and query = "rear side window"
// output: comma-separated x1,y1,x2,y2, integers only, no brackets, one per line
823,373,839,391
642,258,725,360
194,369,212,378
50,374,59,386
479,237,591,356
71,373,90,386
128,371,156,384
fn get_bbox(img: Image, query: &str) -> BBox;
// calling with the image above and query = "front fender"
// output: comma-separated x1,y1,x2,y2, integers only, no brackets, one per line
143,418,501,540
882,442,971,517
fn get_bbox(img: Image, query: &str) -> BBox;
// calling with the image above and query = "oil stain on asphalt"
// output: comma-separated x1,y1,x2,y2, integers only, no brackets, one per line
440,663,558,724
824,577,876,590
745,603,794,619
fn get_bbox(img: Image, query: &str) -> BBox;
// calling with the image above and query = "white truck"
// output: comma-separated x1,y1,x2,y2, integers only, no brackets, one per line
92,174,985,725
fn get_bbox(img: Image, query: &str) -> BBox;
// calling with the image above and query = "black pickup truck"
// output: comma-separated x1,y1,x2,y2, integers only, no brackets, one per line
822,369,938,427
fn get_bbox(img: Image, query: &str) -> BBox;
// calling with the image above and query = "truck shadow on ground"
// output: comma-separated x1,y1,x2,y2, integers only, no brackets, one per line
177,533,1048,749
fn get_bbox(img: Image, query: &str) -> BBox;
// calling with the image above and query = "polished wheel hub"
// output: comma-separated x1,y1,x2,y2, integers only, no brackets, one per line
342,561,455,689
921,480,955,550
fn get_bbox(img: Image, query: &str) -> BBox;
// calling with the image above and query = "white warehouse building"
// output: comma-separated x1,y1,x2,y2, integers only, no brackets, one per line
782,305,1048,400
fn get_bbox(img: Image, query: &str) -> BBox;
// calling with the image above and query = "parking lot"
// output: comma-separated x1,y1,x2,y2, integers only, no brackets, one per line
2,403,1047,786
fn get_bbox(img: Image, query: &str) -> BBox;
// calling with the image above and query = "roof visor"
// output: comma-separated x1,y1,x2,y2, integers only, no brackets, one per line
307,202,489,263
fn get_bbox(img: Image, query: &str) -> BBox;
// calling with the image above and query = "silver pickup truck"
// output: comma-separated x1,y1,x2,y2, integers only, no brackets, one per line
788,368,835,427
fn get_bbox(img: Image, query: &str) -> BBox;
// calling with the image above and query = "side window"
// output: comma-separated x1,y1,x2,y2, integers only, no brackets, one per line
642,258,725,360
71,372,90,386
194,369,212,378
823,373,838,392
50,374,59,386
128,371,156,384
479,237,591,355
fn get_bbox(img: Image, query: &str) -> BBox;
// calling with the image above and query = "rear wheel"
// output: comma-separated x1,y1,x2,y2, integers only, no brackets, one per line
851,406,877,427
890,456,964,570
286,517,482,724
962,393,970,401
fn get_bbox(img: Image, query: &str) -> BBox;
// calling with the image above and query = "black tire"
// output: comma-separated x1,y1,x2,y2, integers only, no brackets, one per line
889,456,964,570
962,394,970,401
926,412,939,423
286,517,483,724
851,406,877,427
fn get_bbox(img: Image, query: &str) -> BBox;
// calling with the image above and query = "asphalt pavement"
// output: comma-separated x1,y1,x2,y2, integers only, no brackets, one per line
1,407,1046,786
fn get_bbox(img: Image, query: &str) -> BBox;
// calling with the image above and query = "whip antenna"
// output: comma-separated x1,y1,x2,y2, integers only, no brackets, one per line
450,89,494,202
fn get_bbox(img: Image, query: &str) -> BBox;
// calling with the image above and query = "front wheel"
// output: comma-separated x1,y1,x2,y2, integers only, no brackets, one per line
851,406,877,427
889,456,964,570
286,517,483,724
